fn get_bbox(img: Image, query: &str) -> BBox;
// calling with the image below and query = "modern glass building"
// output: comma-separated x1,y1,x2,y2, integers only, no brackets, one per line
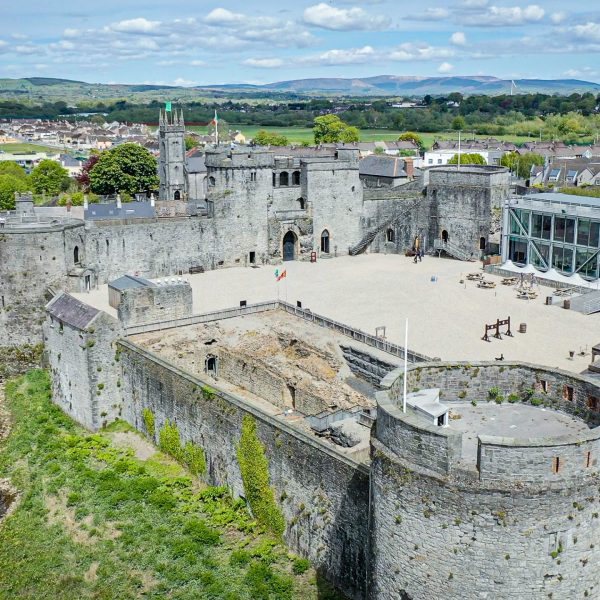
501,192,600,281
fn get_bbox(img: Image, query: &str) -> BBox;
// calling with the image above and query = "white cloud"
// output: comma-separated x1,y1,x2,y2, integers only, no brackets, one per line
390,43,454,62
462,5,545,27
438,62,454,73
563,67,598,78
172,78,196,86
204,8,244,25
109,18,161,34
303,3,390,31
565,22,600,43
407,8,450,21
550,11,567,24
243,57,284,68
304,45,376,65
450,32,467,46
190,60,206,67
461,0,488,6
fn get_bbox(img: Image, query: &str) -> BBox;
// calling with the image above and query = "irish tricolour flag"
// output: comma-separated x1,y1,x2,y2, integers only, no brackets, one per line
274,268,287,282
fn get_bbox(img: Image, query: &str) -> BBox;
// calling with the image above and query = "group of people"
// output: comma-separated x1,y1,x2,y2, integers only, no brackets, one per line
413,247,425,263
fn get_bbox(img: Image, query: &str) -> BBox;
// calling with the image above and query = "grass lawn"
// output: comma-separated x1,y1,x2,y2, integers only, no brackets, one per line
0,143,56,154
0,371,342,600
185,125,578,149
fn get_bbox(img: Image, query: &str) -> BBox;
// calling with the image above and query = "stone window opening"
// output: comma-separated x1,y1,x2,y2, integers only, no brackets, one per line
249,251,256,265
588,396,599,411
441,230,449,243
552,456,561,474
386,229,395,243
272,173,277,187
540,380,549,393
174,190,181,200
292,171,301,186
208,176,216,187
205,355,218,377
321,229,330,254
563,385,574,402
287,384,296,410
280,171,289,187
479,237,486,250
73,245,80,264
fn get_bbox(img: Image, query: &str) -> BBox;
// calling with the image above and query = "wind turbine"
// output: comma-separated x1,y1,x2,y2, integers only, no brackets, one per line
510,80,518,96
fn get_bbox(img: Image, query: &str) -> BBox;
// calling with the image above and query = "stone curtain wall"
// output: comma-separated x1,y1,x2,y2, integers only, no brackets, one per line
0,223,84,346
370,360,600,599
370,439,600,600
404,361,600,426
119,341,370,600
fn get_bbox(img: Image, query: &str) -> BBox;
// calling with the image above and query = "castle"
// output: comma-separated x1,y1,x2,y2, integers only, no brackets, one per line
0,110,511,349
10,112,597,599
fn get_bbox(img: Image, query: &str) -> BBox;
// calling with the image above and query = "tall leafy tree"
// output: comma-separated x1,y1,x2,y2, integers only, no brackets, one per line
398,132,425,151
0,162,28,180
253,130,289,146
0,174,28,210
313,115,359,144
75,154,100,192
89,143,159,196
29,160,70,196
500,151,545,178
448,153,486,165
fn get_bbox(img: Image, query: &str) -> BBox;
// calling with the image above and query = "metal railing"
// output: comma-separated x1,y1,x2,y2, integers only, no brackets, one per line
124,299,431,363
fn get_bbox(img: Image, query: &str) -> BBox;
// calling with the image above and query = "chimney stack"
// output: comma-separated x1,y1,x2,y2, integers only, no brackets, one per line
404,157,414,180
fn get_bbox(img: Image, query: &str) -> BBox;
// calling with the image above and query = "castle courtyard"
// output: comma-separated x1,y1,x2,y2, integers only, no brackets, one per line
74,254,598,373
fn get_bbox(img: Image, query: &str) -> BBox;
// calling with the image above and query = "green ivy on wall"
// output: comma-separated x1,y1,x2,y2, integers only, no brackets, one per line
158,418,206,476
142,407,155,439
236,415,285,537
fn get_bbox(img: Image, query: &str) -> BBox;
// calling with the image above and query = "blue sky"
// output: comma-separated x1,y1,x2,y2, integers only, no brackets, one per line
1,1,600,85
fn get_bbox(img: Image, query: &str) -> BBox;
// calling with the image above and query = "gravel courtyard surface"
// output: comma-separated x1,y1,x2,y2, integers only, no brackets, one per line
75,254,598,373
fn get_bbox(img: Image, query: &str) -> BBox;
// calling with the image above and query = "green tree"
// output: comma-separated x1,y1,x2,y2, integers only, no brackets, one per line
0,174,28,210
185,136,198,151
89,143,159,196
398,131,425,151
313,115,359,144
0,162,28,180
253,130,289,146
29,160,70,196
500,151,544,178
452,116,466,131
447,153,486,165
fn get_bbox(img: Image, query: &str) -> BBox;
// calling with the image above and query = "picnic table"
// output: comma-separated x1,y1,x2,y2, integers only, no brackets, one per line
477,280,496,289
553,287,575,297
501,277,518,285
466,272,484,281
517,290,538,299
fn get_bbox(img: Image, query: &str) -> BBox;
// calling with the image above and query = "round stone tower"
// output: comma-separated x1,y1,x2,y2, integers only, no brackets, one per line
370,361,600,599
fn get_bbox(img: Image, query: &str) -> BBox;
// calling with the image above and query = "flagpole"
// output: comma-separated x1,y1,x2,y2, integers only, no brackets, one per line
403,318,408,413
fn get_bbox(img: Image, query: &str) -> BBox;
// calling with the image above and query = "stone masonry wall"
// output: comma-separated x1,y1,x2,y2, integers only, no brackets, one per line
119,341,370,599
117,282,192,327
370,360,600,599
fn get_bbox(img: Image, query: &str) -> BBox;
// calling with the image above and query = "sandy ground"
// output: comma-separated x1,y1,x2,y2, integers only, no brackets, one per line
74,254,599,373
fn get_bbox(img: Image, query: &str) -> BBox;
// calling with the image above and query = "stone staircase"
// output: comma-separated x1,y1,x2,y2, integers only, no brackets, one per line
433,239,475,262
570,290,600,315
349,198,422,256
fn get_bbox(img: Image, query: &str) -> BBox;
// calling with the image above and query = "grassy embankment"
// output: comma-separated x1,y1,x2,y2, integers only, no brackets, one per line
0,370,342,600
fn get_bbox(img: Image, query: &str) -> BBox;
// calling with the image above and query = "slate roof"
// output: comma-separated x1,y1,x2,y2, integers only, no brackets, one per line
47,293,99,330
359,155,407,178
187,155,206,174
85,201,155,221
108,275,155,291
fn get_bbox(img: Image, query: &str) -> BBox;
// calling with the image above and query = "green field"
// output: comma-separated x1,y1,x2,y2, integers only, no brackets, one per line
0,143,56,154
0,370,343,600
185,125,570,149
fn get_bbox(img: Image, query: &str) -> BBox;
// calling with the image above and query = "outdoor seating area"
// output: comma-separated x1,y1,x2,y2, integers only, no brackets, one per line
477,280,496,289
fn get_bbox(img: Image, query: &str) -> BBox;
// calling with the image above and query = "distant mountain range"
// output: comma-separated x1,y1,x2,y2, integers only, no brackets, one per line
214,75,600,96
1,75,599,101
